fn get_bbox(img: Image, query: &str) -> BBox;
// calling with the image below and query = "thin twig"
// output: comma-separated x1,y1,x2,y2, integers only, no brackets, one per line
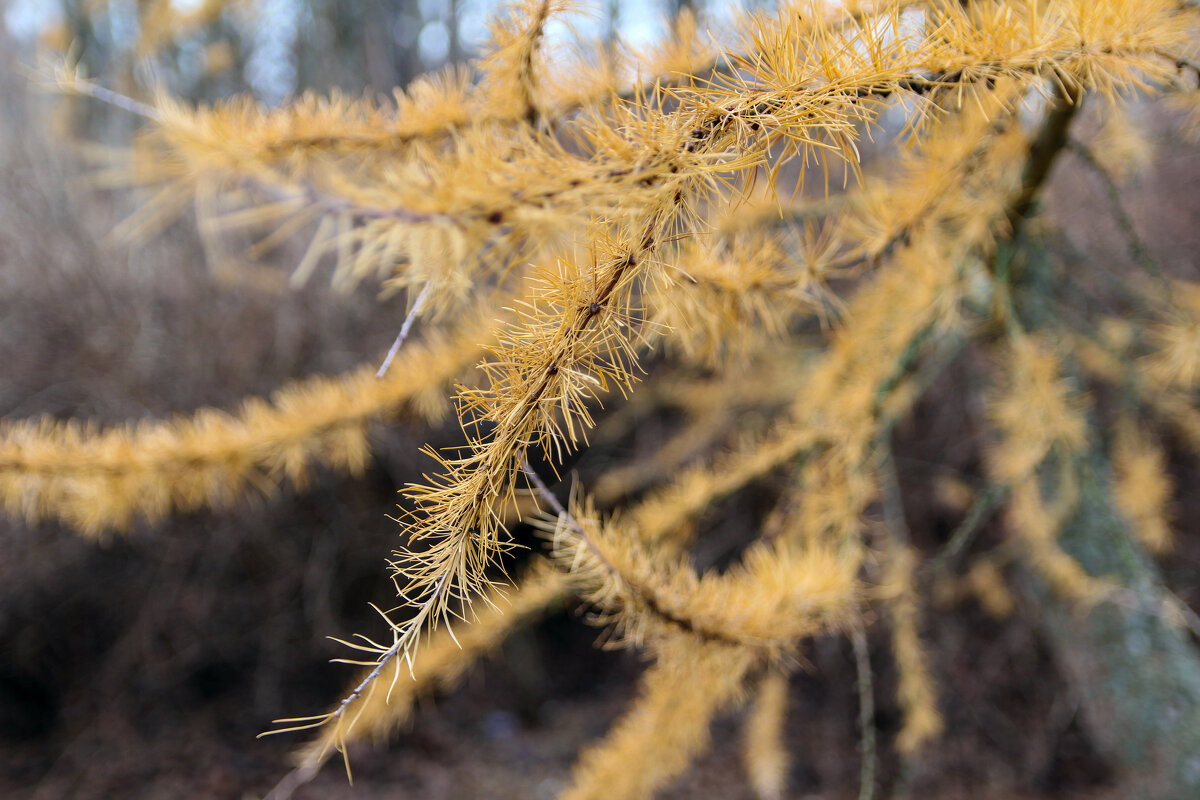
1154,48,1200,86
851,624,877,800
260,571,449,742
877,444,912,547
1066,137,1172,294
521,458,570,519
263,760,325,800
377,281,433,378
927,484,1010,576
54,72,163,121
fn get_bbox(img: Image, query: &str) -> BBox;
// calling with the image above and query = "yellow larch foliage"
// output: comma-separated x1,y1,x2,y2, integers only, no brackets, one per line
575,77,1049,582
1092,106,1157,180
620,420,825,551
987,335,1090,484
477,0,565,122
728,94,1034,568
1006,472,1114,606
880,546,943,754
0,326,485,536
542,492,860,653
628,8,716,91
62,0,1192,310
626,193,998,548
1072,317,1135,386
1170,84,1200,142
742,671,791,800
647,230,824,366
295,347,809,767
102,108,602,301
560,636,756,800
933,474,976,515
964,559,1017,619
933,558,1017,619
1074,315,1200,455
1144,280,1200,392
391,220,675,654
988,336,1112,604
1111,418,1175,554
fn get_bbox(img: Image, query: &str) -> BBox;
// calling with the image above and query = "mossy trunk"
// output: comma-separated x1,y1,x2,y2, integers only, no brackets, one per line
1023,458,1200,798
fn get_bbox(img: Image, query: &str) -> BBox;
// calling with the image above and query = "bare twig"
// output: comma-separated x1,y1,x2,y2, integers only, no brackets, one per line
377,281,433,379
521,458,570,519
927,484,1010,576
1005,81,1082,238
851,624,877,800
1066,137,1172,294
1154,49,1200,86
51,69,163,121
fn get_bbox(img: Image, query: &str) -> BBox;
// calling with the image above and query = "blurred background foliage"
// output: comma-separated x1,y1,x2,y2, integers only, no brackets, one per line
4,0,742,104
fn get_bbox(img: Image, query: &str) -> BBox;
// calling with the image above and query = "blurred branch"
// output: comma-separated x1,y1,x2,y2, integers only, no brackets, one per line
851,624,877,800
1066,137,1171,291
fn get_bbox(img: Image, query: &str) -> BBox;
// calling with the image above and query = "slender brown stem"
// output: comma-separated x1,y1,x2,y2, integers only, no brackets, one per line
852,624,877,800
1005,81,1082,237
1066,138,1172,293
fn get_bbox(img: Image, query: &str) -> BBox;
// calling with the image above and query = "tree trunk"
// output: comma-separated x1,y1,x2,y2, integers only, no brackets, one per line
1023,457,1200,798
